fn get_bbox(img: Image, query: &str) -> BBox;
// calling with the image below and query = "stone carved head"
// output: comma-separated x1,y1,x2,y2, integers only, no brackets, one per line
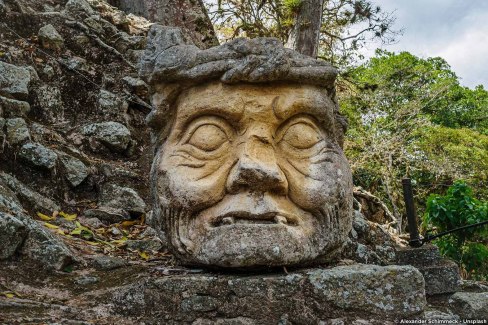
139,25,353,268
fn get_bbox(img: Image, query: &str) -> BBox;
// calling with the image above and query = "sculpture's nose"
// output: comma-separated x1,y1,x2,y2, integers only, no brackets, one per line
226,134,288,195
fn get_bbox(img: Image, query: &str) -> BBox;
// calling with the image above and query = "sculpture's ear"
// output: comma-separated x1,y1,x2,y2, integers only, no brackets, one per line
334,111,348,148
146,83,182,130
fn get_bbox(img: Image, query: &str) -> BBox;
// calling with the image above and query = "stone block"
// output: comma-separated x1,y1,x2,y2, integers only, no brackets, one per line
421,260,461,295
449,291,488,319
110,264,426,322
396,244,442,267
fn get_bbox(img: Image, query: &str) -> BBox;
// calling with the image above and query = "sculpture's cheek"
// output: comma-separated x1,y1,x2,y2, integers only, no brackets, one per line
162,153,236,209
281,155,351,211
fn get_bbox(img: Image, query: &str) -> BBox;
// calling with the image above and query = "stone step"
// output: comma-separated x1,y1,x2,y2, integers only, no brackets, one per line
396,244,442,267
107,264,426,323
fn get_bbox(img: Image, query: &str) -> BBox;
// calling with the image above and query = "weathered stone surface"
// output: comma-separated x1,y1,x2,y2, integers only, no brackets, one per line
99,183,146,215
34,85,64,122
139,25,338,87
0,178,23,214
91,255,128,271
84,207,131,224
142,26,351,268
0,62,31,100
111,264,425,322
19,142,58,170
98,90,128,117
20,218,75,270
448,292,488,319
0,212,27,259
0,184,73,270
122,76,148,94
80,121,132,152
307,265,425,315
396,244,442,267
38,24,64,50
423,309,460,322
65,0,94,16
58,152,89,187
396,245,461,295
65,56,90,72
0,96,30,118
5,118,30,145
0,172,60,213
126,238,162,252
421,260,461,295
74,275,99,285
149,83,352,268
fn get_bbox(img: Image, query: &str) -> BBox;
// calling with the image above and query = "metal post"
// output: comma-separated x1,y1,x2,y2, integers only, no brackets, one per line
402,178,422,247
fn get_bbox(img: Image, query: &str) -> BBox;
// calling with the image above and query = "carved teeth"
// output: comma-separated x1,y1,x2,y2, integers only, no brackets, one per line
274,215,288,224
221,217,235,225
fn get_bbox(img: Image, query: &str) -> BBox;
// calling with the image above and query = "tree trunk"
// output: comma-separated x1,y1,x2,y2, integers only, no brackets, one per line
285,0,324,57
108,0,219,49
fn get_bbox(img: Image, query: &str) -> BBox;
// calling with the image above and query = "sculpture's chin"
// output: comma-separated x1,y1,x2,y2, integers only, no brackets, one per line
180,223,330,268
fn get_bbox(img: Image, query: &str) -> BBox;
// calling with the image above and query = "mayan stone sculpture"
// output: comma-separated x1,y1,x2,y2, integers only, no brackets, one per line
139,25,353,268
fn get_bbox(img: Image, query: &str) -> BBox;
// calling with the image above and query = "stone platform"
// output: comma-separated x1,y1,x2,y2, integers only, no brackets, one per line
0,263,426,324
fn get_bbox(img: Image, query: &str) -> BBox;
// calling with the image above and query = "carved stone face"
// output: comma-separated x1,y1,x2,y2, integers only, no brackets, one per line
153,81,353,267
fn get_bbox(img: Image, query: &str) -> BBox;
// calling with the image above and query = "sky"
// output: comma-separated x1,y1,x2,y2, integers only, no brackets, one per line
360,0,488,89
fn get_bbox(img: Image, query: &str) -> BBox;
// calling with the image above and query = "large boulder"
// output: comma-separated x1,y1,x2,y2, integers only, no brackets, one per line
38,24,64,50
0,172,60,213
0,213,28,259
449,292,488,319
19,142,58,170
57,152,89,187
0,62,31,100
99,183,146,215
0,96,30,118
79,121,132,153
5,118,30,145
0,179,73,270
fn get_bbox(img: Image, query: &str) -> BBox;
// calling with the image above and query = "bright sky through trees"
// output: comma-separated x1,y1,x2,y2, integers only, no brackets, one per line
360,0,488,88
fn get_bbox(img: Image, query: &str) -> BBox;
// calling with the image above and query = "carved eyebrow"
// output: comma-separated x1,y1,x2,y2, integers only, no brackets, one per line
177,98,245,125
273,94,335,125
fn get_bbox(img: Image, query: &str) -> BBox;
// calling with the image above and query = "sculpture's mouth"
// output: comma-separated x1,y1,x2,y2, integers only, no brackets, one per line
212,211,298,227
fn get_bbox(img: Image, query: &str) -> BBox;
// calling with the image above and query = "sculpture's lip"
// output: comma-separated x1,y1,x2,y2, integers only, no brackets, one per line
212,211,298,227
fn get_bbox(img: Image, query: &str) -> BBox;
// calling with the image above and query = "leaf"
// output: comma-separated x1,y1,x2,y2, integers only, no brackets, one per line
57,229,66,235
70,228,82,235
110,237,128,245
44,222,60,229
139,251,149,260
59,211,77,221
86,241,100,246
37,212,54,221
121,220,138,227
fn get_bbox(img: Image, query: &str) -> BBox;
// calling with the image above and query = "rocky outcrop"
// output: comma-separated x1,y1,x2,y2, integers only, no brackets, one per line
0,62,31,100
0,0,152,270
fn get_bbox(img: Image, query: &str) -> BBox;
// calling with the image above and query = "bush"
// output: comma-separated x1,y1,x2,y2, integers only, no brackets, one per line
423,181,488,280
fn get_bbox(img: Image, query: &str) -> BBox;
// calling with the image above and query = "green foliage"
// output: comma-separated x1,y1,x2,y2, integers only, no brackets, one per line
283,0,302,13
423,181,488,280
340,51,488,230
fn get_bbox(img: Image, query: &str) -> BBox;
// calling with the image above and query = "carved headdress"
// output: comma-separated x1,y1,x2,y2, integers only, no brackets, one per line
138,25,346,145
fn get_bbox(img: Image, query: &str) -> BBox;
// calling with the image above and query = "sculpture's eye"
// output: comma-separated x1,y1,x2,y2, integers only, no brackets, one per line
188,124,228,151
281,122,322,149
